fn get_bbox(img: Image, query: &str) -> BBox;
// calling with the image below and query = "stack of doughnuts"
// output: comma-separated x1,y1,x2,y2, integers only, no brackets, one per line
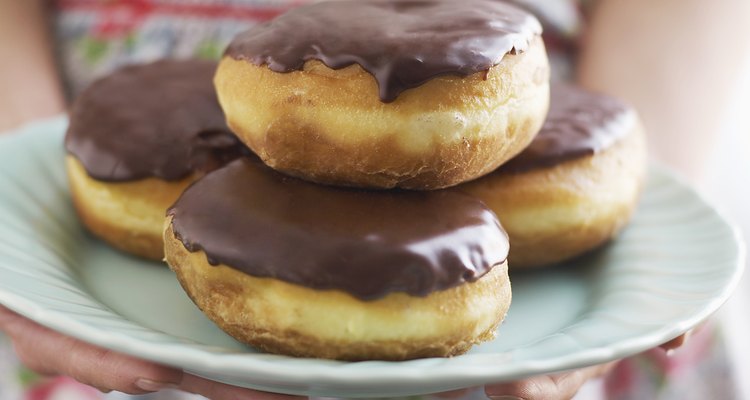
65,0,646,361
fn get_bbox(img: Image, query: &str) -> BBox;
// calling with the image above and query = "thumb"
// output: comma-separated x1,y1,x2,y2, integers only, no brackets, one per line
1,306,182,394
485,362,617,400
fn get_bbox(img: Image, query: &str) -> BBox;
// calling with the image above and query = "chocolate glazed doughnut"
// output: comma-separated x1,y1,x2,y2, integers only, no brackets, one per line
65,60,248,260
215,0,550,190
164,158,512,360
461,85,648,268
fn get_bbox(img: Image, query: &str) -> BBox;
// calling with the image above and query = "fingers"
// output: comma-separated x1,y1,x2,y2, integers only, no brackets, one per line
485,362,617,400
62,338,183,394
0,305,22,328
660,333,689,352
0,306,182,394
1,306,308,399
180,374,307,400
0,304,691,400
660,323,704,353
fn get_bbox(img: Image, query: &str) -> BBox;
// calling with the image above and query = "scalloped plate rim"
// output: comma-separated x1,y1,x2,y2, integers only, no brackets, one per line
0,116,745,396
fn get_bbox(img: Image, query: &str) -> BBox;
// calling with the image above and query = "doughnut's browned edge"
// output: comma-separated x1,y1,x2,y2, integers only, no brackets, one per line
461,123,648,268
66,155,194,261
164,219,512,361
215,37,550,190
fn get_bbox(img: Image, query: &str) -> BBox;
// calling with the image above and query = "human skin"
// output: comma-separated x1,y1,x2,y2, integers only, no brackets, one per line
0,306,303,399
578,0,750,179
0,305,689,399
0,0,65,131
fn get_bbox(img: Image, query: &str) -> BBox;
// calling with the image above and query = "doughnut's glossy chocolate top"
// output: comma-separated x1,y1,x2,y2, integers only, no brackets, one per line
169,158,509,300
225,0,541,102
500,85,636,173
65,60,248,182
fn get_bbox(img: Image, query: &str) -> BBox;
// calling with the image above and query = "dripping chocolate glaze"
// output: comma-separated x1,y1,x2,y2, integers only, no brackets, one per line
224,0,542,103
65,60,248,182
499,84,636,174
168,158,509,301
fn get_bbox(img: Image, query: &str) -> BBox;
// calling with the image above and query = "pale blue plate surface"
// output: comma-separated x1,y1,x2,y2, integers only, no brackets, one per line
0,117,744,397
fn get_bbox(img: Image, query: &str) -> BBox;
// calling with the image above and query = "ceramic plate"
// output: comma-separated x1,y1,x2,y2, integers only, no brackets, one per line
0,117,744,398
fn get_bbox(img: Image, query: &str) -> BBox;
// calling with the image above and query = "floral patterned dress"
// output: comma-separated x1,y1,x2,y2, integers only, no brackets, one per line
0,1,744,399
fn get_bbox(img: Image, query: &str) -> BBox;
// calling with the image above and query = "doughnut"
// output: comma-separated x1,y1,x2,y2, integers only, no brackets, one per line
215,0,550,190
164,158,511,360
461,85,647,268
65,60,248,260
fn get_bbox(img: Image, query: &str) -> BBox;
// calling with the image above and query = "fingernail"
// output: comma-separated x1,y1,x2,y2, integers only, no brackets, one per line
488,396,524,400
135,378,179,392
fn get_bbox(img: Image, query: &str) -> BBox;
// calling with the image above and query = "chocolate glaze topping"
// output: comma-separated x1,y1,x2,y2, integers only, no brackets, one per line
169,158,509,301
65,60,248,182
500,85,636,173
225,0,541,102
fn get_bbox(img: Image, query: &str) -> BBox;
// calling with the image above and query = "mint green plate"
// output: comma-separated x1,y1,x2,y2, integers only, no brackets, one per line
0,117,744,397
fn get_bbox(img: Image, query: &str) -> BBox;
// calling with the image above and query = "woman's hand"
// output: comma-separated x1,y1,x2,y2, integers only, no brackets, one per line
483,363,617,400
482,334,689,400
485,332,691,400
0,305,302,399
